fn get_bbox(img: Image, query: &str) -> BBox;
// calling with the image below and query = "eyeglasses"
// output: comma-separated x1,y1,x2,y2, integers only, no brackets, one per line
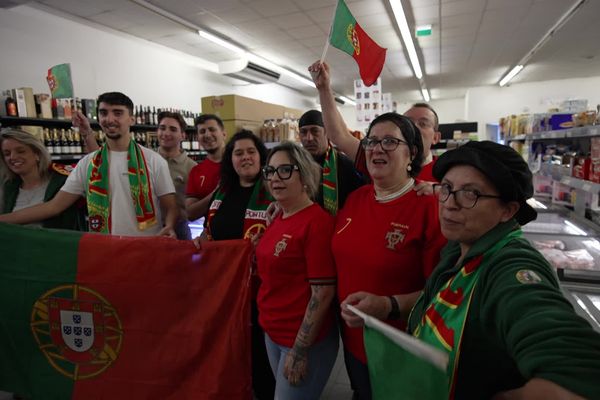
262,164,299,181
361,137,407,152
433,183,502,209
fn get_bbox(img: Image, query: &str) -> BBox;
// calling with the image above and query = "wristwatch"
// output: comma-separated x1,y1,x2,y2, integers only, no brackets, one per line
387,295,401,320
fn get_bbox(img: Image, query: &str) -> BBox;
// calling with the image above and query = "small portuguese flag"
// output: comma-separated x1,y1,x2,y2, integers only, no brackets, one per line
46,63,74,99
0,223,252,399
329,0,387,86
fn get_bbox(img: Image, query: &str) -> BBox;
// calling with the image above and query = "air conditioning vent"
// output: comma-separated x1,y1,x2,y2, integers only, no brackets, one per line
219,59,280,85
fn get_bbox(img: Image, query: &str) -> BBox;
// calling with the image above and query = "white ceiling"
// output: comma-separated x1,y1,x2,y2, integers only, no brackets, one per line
31,0,600,101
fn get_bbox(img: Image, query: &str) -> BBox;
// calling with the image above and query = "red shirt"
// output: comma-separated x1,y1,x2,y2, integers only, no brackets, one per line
185,159,221,198
332,185,446,363
354,146,438,182
256,204,336,347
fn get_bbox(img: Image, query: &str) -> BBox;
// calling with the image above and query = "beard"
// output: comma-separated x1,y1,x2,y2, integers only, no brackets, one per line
104,131,122,140
205,147,218,155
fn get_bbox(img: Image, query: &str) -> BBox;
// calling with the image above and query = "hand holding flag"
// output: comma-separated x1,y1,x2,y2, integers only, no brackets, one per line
347,305,449,400
325,0,387,86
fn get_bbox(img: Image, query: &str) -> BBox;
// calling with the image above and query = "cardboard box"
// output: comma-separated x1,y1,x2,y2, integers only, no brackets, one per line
201,94,297,122
222,119,263,141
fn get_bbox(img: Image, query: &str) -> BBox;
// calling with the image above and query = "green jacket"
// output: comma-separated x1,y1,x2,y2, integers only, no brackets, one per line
408,220,600,399
3,171,86,231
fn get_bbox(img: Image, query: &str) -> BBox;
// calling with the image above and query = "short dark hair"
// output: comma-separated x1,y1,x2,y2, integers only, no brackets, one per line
411,103,439,130
220,130,268,192
366,112,424,178
96,92,134,115
158,111,186,132
195,114,224,130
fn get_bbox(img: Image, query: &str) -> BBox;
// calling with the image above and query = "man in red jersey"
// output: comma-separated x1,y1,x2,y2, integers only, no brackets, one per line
185,114,226,220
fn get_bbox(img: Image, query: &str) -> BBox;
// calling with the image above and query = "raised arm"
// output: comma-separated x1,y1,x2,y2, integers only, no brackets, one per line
0,190,80,225
309,61,361,162
72,110,100,153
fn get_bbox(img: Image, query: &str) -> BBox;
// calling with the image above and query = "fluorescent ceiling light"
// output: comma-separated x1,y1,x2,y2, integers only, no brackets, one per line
339,96,356,106
199,30,246,55
388,0,423,79
498,65,523,87
421,88,430,102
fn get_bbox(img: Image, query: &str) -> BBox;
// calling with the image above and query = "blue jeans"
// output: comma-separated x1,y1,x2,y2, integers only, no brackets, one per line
265,327,338,400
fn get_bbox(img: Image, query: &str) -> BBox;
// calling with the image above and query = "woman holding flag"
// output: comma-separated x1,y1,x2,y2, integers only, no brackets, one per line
397,141,600,399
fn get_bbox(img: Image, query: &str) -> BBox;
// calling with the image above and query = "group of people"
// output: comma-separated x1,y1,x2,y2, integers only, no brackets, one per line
1,60,599,400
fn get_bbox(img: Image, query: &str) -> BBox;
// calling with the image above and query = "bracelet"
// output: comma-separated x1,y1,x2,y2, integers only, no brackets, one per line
387,295,401,320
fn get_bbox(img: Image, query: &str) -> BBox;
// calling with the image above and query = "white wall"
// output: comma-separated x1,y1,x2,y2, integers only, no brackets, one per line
0,5,315,114
466,76,600,140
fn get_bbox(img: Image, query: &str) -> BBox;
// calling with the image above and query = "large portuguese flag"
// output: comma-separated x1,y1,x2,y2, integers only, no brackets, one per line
329,0,387,86
0,223,252,399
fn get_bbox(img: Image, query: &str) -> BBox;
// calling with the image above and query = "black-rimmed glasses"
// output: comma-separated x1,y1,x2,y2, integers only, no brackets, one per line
262,164,299,181
361,137,407,152
433,183,502,209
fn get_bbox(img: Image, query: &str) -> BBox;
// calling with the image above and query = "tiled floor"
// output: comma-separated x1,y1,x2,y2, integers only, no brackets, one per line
0,345,353,400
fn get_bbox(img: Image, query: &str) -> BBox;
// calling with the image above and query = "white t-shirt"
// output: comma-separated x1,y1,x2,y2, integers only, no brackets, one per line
61,146,175,236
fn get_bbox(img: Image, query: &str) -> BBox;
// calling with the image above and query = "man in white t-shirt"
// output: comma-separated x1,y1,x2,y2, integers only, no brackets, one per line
0,92,178,237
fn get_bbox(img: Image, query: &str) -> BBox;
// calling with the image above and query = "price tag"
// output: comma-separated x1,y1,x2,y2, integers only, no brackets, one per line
562,178,571,186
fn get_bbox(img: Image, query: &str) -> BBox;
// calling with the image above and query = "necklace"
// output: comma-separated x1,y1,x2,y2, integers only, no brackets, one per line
375,178,415,202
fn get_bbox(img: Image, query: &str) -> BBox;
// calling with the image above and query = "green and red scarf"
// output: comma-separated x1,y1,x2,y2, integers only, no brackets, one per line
322,145,339,215
411,229,522,398
87,140,156,233
206,180,273,241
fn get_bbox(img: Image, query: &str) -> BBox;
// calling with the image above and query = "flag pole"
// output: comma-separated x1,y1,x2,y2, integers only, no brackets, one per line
320,0,340,63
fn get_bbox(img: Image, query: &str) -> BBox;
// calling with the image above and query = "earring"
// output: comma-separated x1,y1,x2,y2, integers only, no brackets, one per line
407,164,412,172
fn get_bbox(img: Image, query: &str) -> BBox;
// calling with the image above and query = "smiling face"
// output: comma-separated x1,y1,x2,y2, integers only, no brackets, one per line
366,120,413,185
438,165,518,247
1,138,39,178
157,117,184,151
98,102,134,140
232,138,261,186
197,119,226,154
265,150,305,206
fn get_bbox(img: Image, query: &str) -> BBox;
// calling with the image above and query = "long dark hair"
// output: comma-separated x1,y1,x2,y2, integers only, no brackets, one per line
366,112,424,178
220,130,268,192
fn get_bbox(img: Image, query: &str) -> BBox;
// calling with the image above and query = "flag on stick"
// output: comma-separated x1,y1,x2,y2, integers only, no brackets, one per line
46,63,74,98
0,223,252,399
348,305,449,400
328,0,387,86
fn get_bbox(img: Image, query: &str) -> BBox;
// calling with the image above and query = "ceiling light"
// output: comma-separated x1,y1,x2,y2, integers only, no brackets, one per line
498,65,523,87
388,0,423,79
421,88,430,102
497,0,587,87
198,30,246,55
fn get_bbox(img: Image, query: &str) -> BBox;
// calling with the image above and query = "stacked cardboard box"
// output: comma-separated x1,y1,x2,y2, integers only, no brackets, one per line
201,94,302,141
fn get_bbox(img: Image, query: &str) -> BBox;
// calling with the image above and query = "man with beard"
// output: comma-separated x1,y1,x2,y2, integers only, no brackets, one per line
0,92,178,237
298,110,365,215
185,114,227,220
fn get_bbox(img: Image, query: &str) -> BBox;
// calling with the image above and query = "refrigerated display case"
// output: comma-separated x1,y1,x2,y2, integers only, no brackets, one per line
561,283,600,332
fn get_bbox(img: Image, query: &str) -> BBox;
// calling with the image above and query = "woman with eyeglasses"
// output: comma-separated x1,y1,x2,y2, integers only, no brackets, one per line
196,129,276,400
398,141,600,398
332,113,447,400
1,128,85,230
255,141,338,399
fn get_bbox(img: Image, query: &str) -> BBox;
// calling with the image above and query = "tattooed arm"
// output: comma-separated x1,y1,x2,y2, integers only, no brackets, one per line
283,284,335,386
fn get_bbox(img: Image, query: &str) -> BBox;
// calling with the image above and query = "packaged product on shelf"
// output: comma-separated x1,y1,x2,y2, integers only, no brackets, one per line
532,239,566,250
563,249,596,270
34,93,52,118
572,156,591,180
552,180,574,206
538,248,570,269
548,113,574,130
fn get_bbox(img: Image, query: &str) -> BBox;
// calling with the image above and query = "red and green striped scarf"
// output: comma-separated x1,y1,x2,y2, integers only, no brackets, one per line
322,145,338,215
206,179,273,240
87,140,156,233
411,229,522,398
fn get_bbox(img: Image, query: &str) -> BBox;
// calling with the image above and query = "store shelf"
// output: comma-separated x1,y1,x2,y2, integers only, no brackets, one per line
0,116,196,133
537,163,600,195
526,126,600,141
50,154,84,161
506,134,527,141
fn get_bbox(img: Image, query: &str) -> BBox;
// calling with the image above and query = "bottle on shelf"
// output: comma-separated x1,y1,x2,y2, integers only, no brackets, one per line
52,129,61,154
74,131,83,154
5,95,17,116
63,99,72,120
59,129,69,154
152,106,157,125
136,105,142,125
43,129,53,154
